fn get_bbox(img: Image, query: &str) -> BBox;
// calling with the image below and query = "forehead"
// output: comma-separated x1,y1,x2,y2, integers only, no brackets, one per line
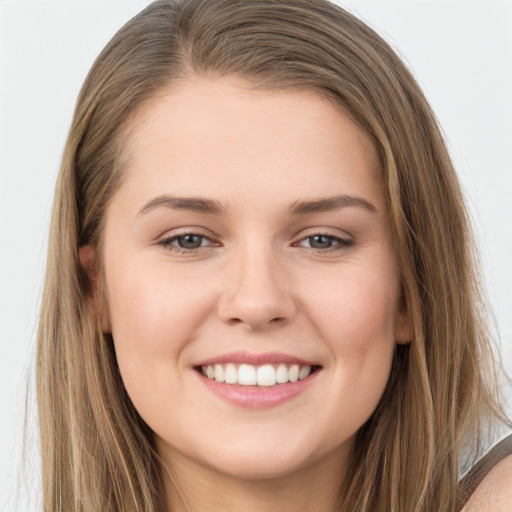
115,76,384,214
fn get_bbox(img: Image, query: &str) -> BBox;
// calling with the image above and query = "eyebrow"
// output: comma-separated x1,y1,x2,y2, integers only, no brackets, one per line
138,195,225,216
288,195,377,215
138,193,377,217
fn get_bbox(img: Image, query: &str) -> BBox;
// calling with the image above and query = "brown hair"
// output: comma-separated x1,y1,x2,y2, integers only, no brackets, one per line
37,1,507,510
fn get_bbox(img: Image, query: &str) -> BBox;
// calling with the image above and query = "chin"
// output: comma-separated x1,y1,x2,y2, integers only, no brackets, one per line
189,430,338,482
205,450,315,481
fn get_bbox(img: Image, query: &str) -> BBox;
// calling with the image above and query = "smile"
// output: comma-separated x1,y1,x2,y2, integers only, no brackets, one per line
200,363,317,387
193,352,322,408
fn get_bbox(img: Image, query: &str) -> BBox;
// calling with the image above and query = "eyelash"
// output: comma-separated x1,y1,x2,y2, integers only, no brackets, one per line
157,232,353,254
294,233,353,252
157,231,217,254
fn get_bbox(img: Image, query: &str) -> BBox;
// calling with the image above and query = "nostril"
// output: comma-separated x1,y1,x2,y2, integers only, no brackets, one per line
226,316,286,327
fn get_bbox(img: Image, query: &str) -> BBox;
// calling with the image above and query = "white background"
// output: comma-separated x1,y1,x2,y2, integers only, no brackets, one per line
1,1,511,510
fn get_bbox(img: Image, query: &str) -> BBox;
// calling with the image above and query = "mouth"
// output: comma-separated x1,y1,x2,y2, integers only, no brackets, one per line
193,352,323,408
195,362,322,387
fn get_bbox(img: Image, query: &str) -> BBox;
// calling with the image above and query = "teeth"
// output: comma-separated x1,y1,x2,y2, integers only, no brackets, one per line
289,364,299,383
238,364,257,385
225,363,237,384
257,364,276,386
276,363,288,383
200,363,314,386
214,364,224,383
299,365,310,380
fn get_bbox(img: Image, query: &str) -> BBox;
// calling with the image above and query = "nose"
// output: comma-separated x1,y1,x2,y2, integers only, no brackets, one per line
217,246,297,330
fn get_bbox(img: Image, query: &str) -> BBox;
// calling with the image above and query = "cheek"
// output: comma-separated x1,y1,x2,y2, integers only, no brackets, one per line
303,266,399,413
306,264,400,346
104,261,213,387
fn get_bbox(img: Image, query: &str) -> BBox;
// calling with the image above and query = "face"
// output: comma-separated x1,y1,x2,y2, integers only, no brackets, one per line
98,77,411,484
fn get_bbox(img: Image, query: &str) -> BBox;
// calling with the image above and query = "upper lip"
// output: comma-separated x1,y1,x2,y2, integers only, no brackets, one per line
194,351,321,367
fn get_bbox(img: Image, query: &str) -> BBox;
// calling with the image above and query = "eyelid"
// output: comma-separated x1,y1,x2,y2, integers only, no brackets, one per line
156,227,221,252
156,226,217,240
155,227,353,254
293,226,353,241
292,229,354,252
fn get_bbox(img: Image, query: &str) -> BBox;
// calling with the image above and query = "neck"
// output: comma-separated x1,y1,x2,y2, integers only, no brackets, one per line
161,446,351,512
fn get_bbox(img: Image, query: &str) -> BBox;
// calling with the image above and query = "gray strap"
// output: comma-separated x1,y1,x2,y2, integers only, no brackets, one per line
457,434,512,510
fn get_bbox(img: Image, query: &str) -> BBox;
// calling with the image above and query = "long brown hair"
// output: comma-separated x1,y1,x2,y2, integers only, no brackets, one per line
37,1,507,510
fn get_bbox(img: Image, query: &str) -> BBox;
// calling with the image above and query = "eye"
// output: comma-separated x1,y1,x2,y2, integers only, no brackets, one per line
296,233,353,251
158,232,216,252
173,234,209,249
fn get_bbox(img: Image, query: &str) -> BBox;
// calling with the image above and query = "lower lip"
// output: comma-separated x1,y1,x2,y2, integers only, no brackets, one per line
195,369,320,409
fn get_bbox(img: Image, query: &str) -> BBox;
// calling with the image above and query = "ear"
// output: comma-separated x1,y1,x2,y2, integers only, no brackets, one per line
79,245,112,333
395,297,414,345
79,245,98,286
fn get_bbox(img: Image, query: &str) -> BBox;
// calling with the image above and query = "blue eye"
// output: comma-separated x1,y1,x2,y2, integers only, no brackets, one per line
158,233,214,252
173,234,208,249
298,234,352,251
158,232,351,254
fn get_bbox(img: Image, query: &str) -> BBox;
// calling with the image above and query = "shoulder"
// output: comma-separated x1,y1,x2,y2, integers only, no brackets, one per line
462,452,512,511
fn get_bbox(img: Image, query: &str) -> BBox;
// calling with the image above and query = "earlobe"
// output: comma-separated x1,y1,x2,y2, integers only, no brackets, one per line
79,245,112,333
395,303,414,345
395,320,413,345
79,245,98,285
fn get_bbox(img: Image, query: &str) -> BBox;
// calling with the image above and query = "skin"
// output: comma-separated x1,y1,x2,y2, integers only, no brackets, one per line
463,455,512,511
95,76,413,512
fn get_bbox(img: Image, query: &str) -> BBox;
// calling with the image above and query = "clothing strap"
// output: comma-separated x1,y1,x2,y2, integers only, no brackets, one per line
457,434,512,510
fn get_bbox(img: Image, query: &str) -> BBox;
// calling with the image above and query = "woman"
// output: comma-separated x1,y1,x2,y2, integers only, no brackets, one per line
37,0,511,510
